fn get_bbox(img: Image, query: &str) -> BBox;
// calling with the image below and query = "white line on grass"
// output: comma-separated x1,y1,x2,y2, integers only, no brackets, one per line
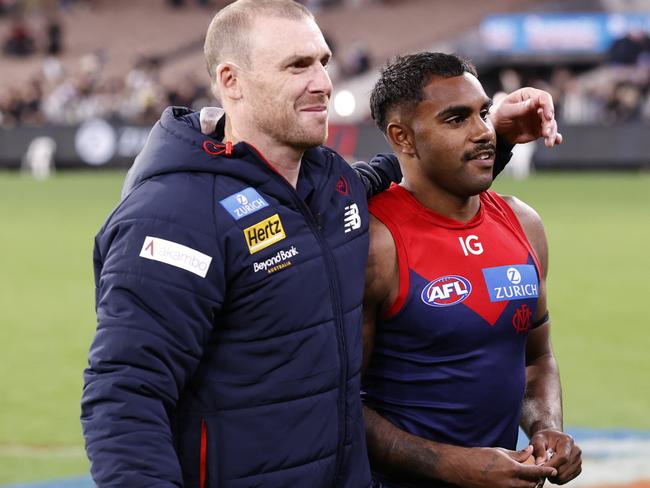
0,444,85,458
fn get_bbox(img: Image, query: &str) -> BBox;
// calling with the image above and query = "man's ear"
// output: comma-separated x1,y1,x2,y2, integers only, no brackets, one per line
386,122,417,158
215,62,243,101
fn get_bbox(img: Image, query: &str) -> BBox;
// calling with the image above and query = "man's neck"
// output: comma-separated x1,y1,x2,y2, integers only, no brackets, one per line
401,178,481,223
225,117,303,188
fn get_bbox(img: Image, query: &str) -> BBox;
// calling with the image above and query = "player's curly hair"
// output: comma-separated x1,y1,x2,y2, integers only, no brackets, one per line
370,52,477,133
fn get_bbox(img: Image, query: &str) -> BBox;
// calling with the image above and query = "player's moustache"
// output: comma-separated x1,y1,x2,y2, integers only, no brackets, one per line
297,95,329,109
463,143,496,161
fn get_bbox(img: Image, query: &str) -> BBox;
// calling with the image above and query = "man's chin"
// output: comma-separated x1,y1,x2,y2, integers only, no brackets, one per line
466,175,494,196
291,130,328,150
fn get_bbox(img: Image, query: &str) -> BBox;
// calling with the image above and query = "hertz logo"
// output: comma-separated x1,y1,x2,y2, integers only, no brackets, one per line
243,214,286,254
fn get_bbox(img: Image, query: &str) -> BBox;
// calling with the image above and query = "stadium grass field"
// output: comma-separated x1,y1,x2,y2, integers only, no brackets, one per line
0,170,648,484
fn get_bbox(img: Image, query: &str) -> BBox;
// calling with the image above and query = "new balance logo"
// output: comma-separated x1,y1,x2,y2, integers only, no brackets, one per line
343,203,361,233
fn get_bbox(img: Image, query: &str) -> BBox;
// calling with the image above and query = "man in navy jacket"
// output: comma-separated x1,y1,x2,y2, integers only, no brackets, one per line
81,1,561,486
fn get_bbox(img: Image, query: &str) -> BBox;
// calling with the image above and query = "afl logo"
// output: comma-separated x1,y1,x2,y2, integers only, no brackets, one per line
421,275,472,307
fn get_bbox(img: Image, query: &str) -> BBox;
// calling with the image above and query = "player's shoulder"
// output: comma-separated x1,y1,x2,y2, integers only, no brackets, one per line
369,213,395,248
496,193,543,232
365,214,398,306
496,193,547,265
107,171,221,237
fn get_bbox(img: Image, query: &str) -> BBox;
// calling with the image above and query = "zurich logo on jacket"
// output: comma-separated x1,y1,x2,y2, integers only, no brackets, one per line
81,107,372,487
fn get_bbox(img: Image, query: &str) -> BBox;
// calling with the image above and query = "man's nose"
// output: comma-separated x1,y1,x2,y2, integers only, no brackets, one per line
470,115,495,143
309,63,332,96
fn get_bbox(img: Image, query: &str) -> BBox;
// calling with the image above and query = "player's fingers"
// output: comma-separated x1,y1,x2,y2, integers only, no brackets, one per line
550,462,582,485
518,464,557,481
545,443,572,472
528,439,548,465
554,445,582,482
543,119,558,147
511,478,547,488
556,435,575,460
544,454,568,472
509,445,534,463
534,91,556,121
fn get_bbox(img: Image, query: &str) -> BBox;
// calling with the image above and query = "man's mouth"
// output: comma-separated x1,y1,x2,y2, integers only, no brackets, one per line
464,146,496,164
299,105,328,113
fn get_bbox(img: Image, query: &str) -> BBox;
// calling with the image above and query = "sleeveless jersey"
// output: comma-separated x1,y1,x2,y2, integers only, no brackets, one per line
363,185,542,459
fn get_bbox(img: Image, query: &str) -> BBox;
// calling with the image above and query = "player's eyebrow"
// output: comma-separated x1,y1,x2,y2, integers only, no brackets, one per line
436,98,493,119
281,51,332,69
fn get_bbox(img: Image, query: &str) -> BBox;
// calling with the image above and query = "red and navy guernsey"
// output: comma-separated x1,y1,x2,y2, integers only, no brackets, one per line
363,184,542,487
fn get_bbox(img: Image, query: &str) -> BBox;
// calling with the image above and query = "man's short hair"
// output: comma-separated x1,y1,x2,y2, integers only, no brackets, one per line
204,0,314,81
370,52,478,133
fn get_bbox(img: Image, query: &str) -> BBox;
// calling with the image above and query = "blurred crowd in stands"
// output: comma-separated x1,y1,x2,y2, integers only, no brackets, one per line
0,0,375,128
487,30,650,125
1,0,650,129
0,52,215,127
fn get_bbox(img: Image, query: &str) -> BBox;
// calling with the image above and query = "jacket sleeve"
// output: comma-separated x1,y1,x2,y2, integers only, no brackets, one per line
81,199,225,487
352,153,402,198
493,135,514,178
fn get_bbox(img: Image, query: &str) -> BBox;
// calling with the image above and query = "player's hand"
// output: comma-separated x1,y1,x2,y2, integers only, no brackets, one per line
489,88,562,148
529,429,582,484
451,445,557,488
199,106,222,135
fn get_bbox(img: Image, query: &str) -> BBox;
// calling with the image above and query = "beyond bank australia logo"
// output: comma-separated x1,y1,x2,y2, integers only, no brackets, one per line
421,275,472,307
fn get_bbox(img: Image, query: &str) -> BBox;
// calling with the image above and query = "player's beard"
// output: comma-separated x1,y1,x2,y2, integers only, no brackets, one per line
254,97,329,151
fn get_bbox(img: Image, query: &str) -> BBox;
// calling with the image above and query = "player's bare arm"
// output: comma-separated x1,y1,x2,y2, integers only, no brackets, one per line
362,216,558,488
503,196,583,484
364,400,558,488
362,214,398,373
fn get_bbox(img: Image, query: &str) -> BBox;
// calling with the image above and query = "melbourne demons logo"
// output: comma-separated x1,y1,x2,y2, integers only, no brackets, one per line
421,275,472,307
336,176,349,195
512,304,533,333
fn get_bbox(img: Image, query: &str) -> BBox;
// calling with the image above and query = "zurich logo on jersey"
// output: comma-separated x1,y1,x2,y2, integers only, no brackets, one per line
421,275,472,307
482,264,538,302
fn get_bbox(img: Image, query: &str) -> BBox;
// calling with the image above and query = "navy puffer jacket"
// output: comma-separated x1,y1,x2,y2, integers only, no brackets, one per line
81,107,372,487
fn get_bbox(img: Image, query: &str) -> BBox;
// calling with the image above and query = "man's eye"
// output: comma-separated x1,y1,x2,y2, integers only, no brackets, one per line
445,116,464,125
480,110,489,120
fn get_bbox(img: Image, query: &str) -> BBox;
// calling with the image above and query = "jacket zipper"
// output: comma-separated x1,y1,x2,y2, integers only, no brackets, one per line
249,152,349,486
200,419,207,488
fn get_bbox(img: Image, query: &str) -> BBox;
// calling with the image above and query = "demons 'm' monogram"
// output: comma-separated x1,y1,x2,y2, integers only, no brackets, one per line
336,176,349,195
512,304,533,333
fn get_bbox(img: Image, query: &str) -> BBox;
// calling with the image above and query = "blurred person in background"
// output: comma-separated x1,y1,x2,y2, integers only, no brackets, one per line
362,52,581,488
608,28,650,66
80,1,562,486
3,11,36,56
